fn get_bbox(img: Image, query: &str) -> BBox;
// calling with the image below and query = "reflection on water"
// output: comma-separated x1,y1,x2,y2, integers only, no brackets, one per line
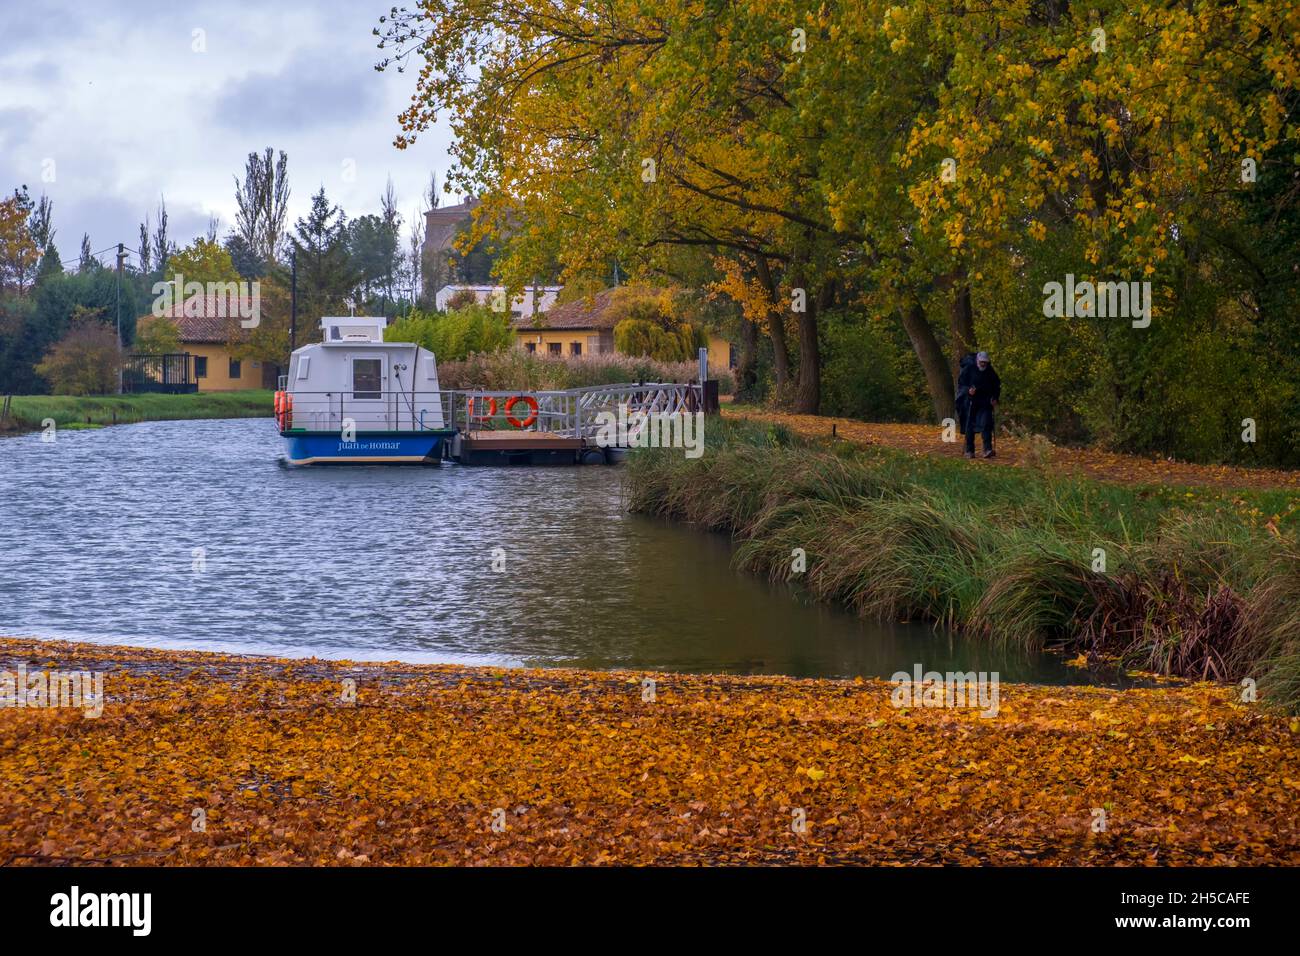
2,418,1091,683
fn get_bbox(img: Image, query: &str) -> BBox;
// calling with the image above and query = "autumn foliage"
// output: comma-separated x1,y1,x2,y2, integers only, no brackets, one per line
33,307,120,396
379,0,1300,464
1,639,1297,866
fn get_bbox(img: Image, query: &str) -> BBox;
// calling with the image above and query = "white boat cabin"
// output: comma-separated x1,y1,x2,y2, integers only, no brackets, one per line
285,317,447,432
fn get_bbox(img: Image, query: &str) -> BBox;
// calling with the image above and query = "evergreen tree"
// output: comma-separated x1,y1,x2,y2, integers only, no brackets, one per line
37,240,63,281
291,187,357,324
25,194,54,289
223,232,266,281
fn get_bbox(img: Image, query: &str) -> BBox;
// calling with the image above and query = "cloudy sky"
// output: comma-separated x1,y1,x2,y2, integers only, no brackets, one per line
0,0,457,268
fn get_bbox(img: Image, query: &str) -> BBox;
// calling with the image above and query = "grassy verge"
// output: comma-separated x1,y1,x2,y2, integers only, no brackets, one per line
0,390,273,432
626,419,1300,712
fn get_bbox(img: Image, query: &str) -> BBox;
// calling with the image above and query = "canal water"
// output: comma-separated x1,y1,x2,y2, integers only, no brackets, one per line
2,418,1090,683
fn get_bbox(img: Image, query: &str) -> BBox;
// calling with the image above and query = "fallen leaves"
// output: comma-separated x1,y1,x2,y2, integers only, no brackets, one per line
723,406,1300,493
0,638,1297,866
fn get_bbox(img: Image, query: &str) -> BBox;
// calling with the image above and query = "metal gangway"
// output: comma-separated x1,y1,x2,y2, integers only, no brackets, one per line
455,382,704,443
277,381,704,443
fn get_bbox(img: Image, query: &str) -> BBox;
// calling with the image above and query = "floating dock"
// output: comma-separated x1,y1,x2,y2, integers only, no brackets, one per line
442,382,714,466
454,430,595,466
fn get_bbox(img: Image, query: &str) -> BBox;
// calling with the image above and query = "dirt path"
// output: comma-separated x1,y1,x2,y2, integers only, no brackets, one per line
723,406,1300,493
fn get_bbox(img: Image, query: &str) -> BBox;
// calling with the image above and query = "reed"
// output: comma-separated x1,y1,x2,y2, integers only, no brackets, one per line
438,351,736,393
627,419,1300,711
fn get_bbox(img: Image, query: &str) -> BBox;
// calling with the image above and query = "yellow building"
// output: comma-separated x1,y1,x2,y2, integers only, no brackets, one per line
511,288,734,373
142,293,279,391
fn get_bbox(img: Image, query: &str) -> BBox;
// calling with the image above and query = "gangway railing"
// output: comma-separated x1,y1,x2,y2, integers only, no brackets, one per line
276,382,704,444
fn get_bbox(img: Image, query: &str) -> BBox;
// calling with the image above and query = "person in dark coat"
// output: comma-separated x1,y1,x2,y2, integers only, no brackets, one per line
957,350,1000,458
954,353,975,437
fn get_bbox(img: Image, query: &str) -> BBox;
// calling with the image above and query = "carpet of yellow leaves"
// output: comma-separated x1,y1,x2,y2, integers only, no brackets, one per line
723,406,1300,492
2,638,1297,866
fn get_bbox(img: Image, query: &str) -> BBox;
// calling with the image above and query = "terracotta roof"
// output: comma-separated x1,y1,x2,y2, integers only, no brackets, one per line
142,292,255,344
513,287,620,330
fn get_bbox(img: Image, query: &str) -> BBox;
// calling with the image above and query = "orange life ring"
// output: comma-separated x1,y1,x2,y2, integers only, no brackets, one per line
467,396,498,421
274,391,293,431
504,395,539,429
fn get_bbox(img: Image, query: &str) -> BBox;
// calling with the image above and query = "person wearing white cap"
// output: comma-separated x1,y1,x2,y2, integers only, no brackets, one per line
956,350,1001,458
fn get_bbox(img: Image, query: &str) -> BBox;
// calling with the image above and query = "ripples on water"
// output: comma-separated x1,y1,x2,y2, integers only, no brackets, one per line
1,418,1094,683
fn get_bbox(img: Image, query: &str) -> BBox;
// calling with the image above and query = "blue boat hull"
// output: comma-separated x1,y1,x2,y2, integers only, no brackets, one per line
282,430,455,465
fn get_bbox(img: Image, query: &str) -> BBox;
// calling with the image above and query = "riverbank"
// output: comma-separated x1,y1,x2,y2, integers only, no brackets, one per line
0,390,273,433
1,637,1296,865
628,419,1300,713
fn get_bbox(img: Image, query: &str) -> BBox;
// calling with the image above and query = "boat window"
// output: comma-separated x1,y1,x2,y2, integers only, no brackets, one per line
352,358,382,400
297,356,310,379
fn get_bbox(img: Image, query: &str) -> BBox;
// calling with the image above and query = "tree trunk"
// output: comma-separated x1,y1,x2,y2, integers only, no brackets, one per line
900,298,955,421
948,277,977,380
735,316,759,400
753,255,790,390
792,277,832,415
793,301,820,413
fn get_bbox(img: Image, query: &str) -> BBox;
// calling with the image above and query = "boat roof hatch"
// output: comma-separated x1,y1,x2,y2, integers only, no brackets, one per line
320,316,387,344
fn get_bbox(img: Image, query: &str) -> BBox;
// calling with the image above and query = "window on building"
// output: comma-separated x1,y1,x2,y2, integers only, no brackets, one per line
352,357,383,399
548,342,562,355
570,342,582,357
228,358,242,380
525,342,537,354
194,356,208,378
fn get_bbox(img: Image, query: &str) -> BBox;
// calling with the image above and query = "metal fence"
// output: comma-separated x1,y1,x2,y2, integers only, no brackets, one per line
277,383,704,442
124,353,196,394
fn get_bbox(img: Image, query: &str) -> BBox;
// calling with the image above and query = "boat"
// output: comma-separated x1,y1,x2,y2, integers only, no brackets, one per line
275,316,458,465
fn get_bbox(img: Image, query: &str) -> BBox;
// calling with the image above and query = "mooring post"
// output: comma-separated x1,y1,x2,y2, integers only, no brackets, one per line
702,379,720,415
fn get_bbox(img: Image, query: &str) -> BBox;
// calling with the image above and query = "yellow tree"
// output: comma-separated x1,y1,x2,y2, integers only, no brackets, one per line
0,188,40,297
381,0,861,411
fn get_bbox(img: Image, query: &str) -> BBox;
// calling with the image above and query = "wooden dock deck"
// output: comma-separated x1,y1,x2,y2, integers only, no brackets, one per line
455,429,597,466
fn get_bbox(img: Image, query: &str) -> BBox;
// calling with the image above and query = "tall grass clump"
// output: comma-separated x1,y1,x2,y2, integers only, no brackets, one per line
626,420,1300,712
969,543,1099,650
1238,546,1300,708
438,350,735,393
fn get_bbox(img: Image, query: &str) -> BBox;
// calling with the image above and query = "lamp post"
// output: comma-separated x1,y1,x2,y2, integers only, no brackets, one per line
115,242,126,394
290,245,297,353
